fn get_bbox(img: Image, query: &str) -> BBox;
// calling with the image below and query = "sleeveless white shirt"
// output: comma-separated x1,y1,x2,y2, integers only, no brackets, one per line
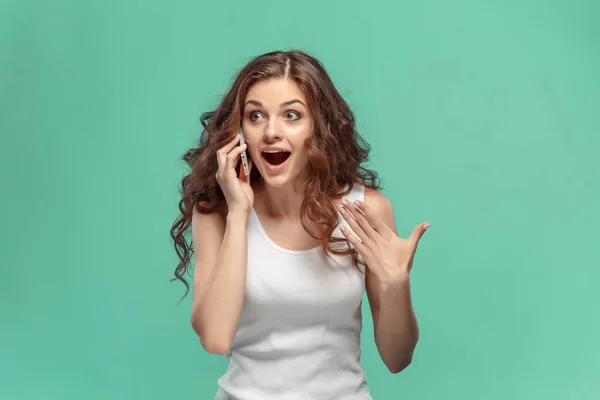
214,182,372,400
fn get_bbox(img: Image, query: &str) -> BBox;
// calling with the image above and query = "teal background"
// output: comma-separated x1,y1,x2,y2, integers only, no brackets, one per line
1,0,599,399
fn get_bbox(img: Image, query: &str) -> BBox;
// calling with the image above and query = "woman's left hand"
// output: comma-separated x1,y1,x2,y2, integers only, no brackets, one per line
339,198,430,286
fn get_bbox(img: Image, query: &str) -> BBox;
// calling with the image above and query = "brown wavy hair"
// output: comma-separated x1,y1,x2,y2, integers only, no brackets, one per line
170,49,382,299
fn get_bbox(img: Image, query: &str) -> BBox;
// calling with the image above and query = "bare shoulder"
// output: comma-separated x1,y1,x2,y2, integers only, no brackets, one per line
364,187,393,209
191,202,227,244
364,187,397,233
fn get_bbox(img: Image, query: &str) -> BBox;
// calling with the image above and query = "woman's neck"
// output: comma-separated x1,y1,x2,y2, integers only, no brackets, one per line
253,178,306,221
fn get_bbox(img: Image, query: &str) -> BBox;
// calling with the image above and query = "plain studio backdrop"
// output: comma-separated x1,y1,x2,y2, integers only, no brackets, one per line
1,0,599,399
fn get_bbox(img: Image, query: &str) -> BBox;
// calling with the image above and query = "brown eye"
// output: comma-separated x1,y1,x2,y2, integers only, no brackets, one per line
285,111,300,120
249,111,264,121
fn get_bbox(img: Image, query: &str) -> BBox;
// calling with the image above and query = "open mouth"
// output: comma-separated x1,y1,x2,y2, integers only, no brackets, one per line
261,150,291,166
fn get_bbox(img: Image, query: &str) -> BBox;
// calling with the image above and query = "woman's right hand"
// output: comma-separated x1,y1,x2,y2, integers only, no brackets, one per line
215,134,254,216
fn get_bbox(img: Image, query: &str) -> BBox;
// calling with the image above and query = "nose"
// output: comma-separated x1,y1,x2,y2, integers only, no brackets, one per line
263,120,282,142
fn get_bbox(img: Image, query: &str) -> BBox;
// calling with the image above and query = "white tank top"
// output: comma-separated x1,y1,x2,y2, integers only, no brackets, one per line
215,182,372,400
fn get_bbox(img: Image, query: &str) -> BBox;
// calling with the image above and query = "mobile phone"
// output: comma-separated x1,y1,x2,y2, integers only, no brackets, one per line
239,127,250,177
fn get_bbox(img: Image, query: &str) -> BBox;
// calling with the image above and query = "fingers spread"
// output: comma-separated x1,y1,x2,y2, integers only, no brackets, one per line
352,200,389,236
340,199,377,241
340,224,367,255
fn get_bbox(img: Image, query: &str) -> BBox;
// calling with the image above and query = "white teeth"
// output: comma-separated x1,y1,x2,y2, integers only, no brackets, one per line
263,150,284,153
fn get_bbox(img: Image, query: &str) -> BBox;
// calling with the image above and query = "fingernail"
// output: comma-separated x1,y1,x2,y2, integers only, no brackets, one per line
341,199,349,206
354,200,361,206
423,223,430,230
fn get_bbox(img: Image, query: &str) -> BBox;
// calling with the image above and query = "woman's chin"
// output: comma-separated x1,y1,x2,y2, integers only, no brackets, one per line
260,173,289,188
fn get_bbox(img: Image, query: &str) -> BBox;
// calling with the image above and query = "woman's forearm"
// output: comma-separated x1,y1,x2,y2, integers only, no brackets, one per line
191,212,249,354
374,278,419,373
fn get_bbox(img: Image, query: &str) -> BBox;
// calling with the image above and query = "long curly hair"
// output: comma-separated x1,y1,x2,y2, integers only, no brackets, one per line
170,50,382,299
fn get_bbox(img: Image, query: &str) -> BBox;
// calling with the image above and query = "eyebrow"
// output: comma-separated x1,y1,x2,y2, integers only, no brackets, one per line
244,99,306,108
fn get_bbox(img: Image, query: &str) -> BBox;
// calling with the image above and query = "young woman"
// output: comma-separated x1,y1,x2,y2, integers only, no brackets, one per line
171,50,430,400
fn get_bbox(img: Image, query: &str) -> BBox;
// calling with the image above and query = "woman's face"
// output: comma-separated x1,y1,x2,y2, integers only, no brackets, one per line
241,78,313,188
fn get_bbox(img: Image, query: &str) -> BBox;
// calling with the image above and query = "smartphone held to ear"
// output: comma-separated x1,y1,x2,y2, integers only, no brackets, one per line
239,127,250,177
